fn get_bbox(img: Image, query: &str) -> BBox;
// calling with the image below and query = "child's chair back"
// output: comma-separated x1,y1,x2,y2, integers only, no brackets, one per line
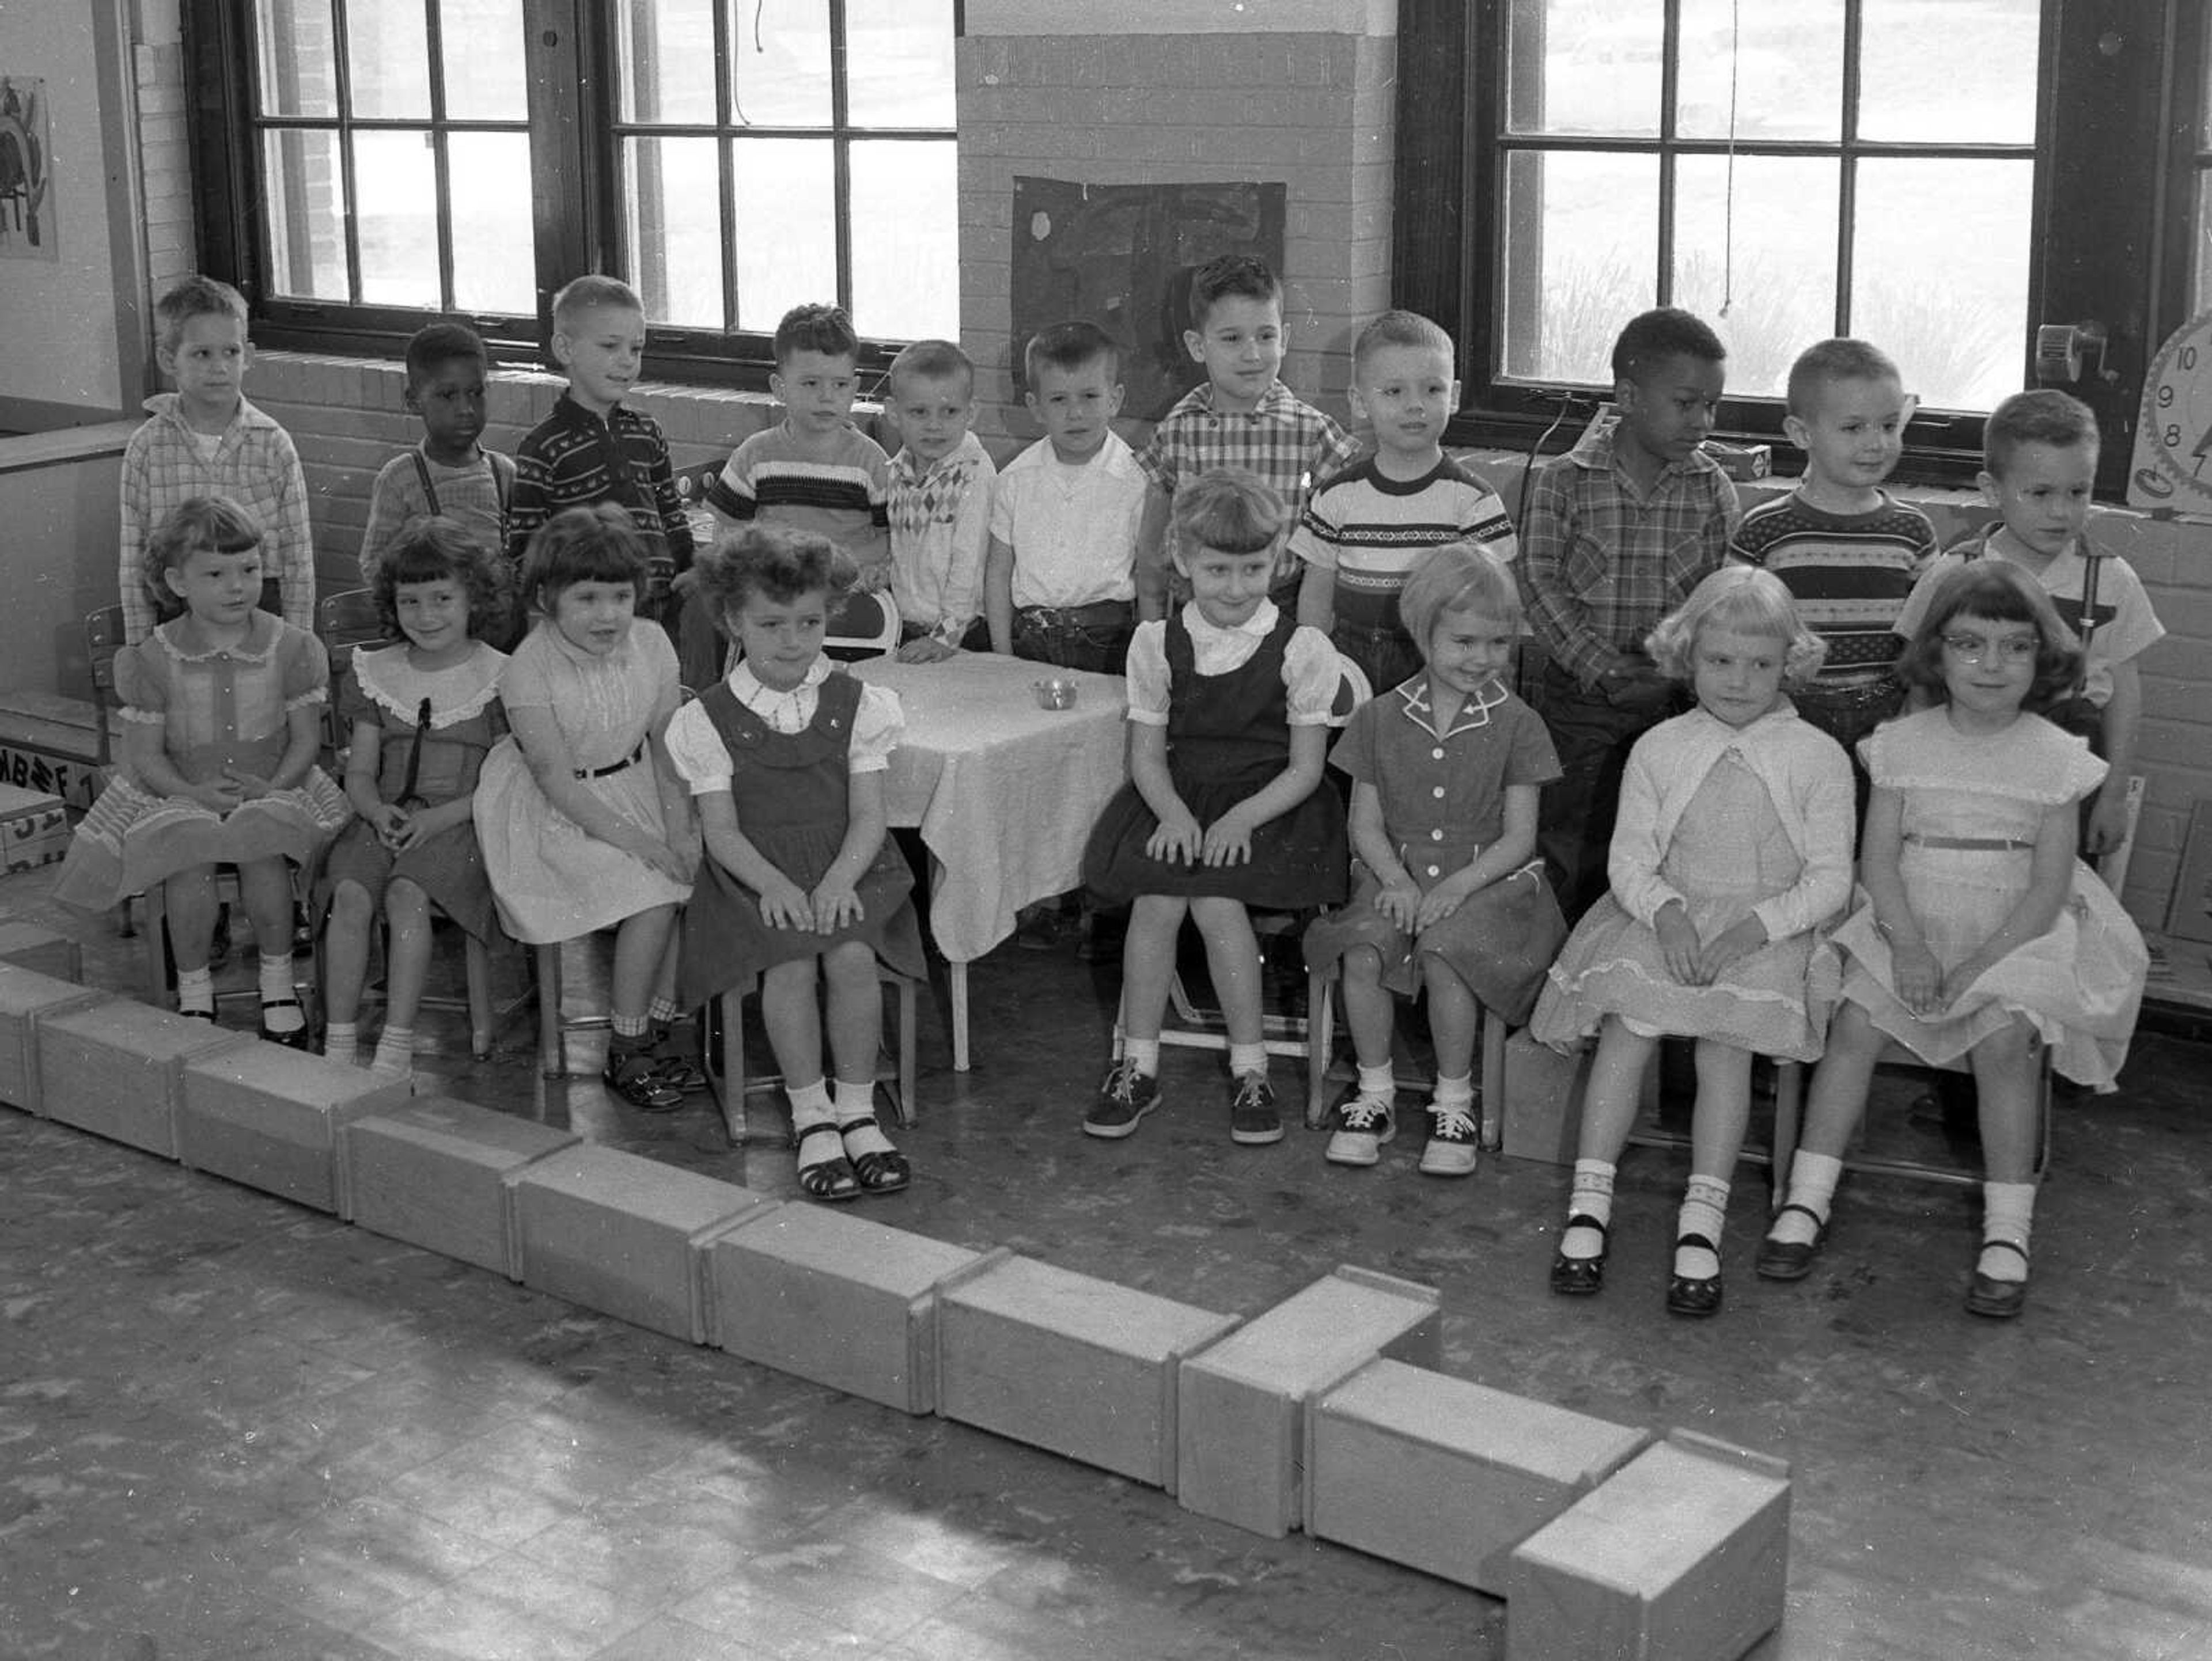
315,587,393,759
823,588,899,661
1327,654,1373,727
82,605,129,768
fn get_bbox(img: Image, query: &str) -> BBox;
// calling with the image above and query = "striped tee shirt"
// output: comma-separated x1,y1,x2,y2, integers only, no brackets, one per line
705,420,891,576
1289,454,1518,629
1729,490,1937,681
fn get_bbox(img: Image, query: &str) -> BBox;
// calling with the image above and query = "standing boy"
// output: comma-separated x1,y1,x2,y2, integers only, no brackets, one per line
985,321,1149,674
1731,338,1937,766
1134,255,1360,619
1523,307,1739,920
882,339,997,662
1292,309,1518,693
1894,389,2164,859
120,276,313,644
359,322,517,593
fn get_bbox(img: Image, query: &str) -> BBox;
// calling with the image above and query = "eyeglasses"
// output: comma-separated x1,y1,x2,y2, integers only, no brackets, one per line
1939,634,2039,665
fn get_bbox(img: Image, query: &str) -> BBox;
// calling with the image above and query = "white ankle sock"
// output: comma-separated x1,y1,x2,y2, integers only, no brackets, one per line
1676,1175,1730,1279
176,966,215,1015
1770,1152,1843,1246
370,1026,414,1076
1431,1072,1474,1110
787,1079,833,1130
1226,1042,1267,1079
1979,1181,2036,1282
1355,1060,1396,1099
1562,1160,1615,1260
259,955,302,1032
1121,1038,1160,1076
834,1078,895,1157
324,1019,358,1058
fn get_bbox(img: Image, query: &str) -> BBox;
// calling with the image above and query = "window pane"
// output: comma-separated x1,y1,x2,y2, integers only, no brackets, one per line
615,0,716,124
262,127,347,298
1858,0,2036,145
2196,172,2212,314
732,137,835,331
1504,0,1660,138
440,0,527,120
1500,150,1658,381
256,0,337,118
1675,0,1840,142
850,141,957,340
1853,158,2031,411
728,0,831,128
623,136,725,328
1672,157,1840,399
353,130,439,306
449,131,534,313
846,0,956,130
346,0,430,119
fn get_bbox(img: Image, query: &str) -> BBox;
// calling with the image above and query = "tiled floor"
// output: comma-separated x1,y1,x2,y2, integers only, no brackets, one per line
3,868,2211,1661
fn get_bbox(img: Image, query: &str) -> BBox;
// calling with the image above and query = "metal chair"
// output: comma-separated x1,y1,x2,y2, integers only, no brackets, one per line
1768,1046,2054,1197
823,587,900,661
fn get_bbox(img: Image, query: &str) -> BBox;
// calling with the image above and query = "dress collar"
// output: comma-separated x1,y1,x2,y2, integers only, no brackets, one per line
1395,673,1510,737
729,654,832,711
1177,598,1279,643
160,609,279,663
353,640,505,727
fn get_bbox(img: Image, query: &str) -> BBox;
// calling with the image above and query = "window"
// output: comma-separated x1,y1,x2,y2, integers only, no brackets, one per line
187,0,960,379
1395,0,2210,488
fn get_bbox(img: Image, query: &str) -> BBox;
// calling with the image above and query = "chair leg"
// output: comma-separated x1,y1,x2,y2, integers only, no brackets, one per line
142,885,169,1007
536,945,565,1078
715,987,748,1146
1478,1007,1507,1152
1771,1061,1805,1212
1305,970,1335,1131
463,933,494,1059
892,973,918,1129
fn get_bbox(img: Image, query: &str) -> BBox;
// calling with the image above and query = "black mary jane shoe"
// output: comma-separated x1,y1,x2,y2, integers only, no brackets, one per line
258,1000,316,1049
1965,1239,2029,1319
1548,1215,1609,1296
1753,1203,1829,1281
1666,1232,1724,1318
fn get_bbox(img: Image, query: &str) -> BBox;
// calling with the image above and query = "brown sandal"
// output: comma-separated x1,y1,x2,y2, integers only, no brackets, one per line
838,1114,911,1194
794,1121,863,1202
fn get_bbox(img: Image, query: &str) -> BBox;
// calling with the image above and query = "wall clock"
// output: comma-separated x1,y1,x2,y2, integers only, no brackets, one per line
2128,306,2212,515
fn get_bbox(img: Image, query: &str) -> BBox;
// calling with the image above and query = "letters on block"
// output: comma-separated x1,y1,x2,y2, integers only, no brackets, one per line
35,1001,252,1158
343,1096,582,1277
1501,1030,1592,1165
177,1042,413,1213
512,1146,778,1344
709,1207,1000,1414
935,1254,1241,1492
1505,1429,1791,1661
0,921,83,983
1176,1265,1444,1538
0,965,108,1114
1306,1357,1651,1592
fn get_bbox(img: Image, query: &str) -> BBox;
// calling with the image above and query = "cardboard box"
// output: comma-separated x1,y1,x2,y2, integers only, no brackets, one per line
344,1096,582,1277
1506,1430,1791,1661
0,921,82,983
937,1255,1241,1492
177,1042,414,1213
0,965,108,1113
708,1207,1000,1414
35,1000,252,1158
1306,1357,1650,1592
1501,1030,1592,1165
1176,1265,1443,1537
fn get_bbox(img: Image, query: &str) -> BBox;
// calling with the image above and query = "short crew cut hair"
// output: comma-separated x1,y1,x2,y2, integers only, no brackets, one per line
1646,564,1826,687
1397,543,1521,657
1895,560,2082,712
1172,467,1286,559
1353,309,1454,374
1785,337,1901,419
1984,388,2100,479
520,503,653,613
1024,320,1119,388
155,276,248,351
1611,306,1726,384
551,274,643,332
887,339,974,395
774,302,859,366
404,321,491,388
1189,254,1281,328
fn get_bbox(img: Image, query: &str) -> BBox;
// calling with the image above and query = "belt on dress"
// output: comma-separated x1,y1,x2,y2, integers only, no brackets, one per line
1903,833,2033,851
573,742,645,780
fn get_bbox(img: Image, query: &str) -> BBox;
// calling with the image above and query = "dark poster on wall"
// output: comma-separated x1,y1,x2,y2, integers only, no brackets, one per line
1010,177,1286,422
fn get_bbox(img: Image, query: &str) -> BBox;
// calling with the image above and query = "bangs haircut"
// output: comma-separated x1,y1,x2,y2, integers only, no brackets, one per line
1647,565,1827,686
154,275,248,351
1785,337,1901,419
1398,543,1522,658
373,514,509,637
693,524,843,618
145,494,262,616
405,321,491,388
1188,253,1281,327
888,339,974,398
774,302,859,366
1353,309,1454,376
1024,320,1119,389
521,504,652,613
1612,306,1726,384
1984,388,2100,479
1172,467,1285,559
551,274,643,333
1896,560,2082,711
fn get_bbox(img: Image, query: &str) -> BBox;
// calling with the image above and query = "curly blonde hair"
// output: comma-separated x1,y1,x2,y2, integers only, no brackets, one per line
1646,565,1827,686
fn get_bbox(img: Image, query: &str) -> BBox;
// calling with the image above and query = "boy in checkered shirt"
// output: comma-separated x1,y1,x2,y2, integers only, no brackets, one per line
882,339,997,661
1133,255,1359,620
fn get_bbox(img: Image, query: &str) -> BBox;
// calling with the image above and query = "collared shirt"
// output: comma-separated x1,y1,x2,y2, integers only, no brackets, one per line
1123,600,1339,727
1520,414,1739,688
505,392,693,574
1289,453,1520,628
989,432,1147,609
1136,380,1361,581
887,433,997,639
1729,489,1936,682
706,420,892,578
361,444,517,583
119,394,316,644
664,657,903,792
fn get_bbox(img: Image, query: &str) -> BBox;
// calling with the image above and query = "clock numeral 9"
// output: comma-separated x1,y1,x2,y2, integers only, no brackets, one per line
2157,384,2175,408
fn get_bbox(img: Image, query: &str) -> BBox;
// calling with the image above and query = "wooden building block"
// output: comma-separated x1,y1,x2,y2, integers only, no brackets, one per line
0,921,82,983
1306,1357,1651,1592
177,1042,412,1213
1175,1265,1442,1538
1506,1430,1791,1661
343,1096,582,1277
35,1001,251,1158
936,1255,1241,1492
1501,1030,1592,1165
707,1208,1002,1414
512,1146,778,1344
0,965,108,1114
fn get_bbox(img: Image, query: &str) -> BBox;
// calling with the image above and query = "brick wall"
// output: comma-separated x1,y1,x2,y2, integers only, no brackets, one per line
131,3,194,350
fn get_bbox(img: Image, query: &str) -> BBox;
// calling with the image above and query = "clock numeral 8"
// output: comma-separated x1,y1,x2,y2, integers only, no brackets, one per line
2166,423,2183,448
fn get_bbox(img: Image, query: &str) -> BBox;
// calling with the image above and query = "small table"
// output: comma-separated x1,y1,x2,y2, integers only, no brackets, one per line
853,653,1130,1070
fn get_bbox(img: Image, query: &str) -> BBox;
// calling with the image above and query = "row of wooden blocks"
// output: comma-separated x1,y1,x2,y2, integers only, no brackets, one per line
0,939,1791,1661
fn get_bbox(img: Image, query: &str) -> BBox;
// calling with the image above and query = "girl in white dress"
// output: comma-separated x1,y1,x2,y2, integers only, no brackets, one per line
1756,562,2147,1319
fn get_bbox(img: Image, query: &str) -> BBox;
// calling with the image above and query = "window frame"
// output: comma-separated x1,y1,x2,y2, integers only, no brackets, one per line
1393,0,2210,494
184,0,961,388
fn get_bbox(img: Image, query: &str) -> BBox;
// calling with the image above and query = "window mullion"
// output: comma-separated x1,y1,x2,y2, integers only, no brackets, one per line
425,0,455,311
331,2,363,306
830,0,854,319
714,1,737,334
1655,0,1679,308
